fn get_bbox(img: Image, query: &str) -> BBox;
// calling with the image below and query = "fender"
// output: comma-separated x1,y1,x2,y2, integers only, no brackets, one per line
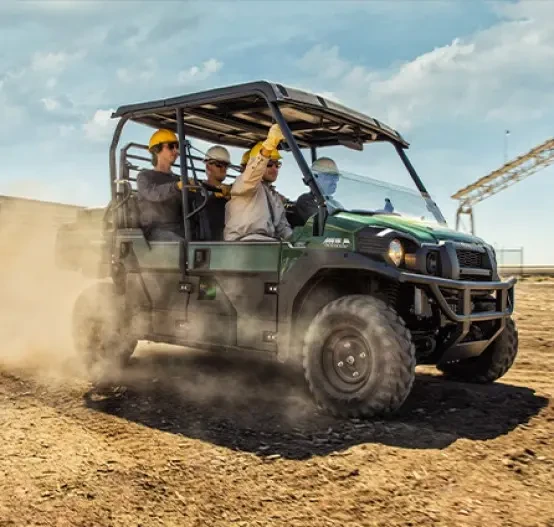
277,249,402,362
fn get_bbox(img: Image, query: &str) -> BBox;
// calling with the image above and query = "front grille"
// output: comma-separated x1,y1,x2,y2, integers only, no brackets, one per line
456,249,483,268
357,237,388,254
355,229,389,255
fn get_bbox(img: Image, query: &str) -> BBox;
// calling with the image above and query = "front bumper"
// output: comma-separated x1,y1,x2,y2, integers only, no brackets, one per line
355,230,515,362
397,271,516,364
398,271,516,322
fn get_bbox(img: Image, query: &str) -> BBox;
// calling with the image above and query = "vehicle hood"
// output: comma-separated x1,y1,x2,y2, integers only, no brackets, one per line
332,212,487,245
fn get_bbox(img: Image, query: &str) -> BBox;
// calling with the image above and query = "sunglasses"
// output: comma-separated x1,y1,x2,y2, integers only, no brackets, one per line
207,160,229,168
164,142,179,151
267,161,282,168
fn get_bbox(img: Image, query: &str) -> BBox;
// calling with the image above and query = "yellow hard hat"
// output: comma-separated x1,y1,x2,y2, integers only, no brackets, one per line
240,149,251,165
249,141,282,161
148,129,178,152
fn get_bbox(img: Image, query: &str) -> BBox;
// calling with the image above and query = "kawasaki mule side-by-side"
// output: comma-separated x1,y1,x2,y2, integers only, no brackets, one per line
56,81,518,418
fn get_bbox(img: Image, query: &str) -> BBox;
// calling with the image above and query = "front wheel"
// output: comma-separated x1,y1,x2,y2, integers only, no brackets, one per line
302,294,416,419
437,317,518,383
72,282,137,378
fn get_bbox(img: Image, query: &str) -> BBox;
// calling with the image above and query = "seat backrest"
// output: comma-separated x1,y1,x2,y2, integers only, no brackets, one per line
204,195,227,241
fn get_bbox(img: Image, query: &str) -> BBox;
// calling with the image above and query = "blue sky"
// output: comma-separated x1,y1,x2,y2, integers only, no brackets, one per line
1,0,554,263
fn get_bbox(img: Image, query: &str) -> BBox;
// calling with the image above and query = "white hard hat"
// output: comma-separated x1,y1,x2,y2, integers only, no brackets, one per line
204,145,230,164
312,157,339,175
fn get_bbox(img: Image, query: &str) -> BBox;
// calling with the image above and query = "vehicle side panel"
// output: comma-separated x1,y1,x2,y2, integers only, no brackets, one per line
187,241,281,352
118,231,281,353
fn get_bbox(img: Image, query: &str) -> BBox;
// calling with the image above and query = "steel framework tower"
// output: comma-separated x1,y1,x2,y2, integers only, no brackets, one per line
452,137,554,233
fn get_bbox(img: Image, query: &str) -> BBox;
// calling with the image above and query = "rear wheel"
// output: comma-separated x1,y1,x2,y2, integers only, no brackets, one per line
302,294,416,419
72,282,137,379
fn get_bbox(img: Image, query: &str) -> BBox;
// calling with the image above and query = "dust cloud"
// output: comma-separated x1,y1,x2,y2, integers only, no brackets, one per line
0,199,91,384
0,198,314,427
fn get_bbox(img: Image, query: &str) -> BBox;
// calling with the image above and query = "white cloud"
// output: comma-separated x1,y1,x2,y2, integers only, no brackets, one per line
297,45,349,81
116,58,157,84
41,97,60,112
490,0,554,21
29,50,86,77
177,58,223,85
296,2,554,131
318,91,342,103
31,51,69,74
117,67,155,83
368,18,554,128
82,109,117,142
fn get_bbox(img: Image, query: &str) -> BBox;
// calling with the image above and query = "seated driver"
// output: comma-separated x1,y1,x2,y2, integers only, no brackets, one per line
136,129,185,241
224,124,292,241
296,157,341,223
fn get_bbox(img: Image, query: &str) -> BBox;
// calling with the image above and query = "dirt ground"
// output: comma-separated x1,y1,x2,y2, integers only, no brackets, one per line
0,219,553,527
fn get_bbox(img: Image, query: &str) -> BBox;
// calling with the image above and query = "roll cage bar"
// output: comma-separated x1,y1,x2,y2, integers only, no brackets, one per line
107,80,443,242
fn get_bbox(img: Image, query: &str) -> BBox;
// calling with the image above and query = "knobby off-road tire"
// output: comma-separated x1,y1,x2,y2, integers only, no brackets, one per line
72,282,137,378
302,294,416,419
437,317,518,383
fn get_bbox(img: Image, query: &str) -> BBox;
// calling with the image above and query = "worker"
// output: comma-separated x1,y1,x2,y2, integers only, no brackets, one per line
295,157,341,223
224,124,293,241
203,145,232,192
136,128,185,241
200,145,233,240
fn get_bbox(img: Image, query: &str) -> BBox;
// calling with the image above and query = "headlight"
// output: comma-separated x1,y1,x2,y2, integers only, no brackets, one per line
426,251,439,274
388,239,404,266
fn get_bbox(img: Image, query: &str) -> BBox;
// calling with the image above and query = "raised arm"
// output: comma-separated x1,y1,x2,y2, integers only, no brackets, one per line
230,154,268,196
230,124,285,196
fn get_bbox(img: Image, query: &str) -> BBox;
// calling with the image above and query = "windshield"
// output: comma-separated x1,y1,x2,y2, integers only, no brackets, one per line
317,170,445,225
302,141,446,226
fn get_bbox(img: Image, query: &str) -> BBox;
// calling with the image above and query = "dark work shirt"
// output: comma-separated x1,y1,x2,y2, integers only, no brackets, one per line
136,169,183,235
296,191,344,224
296,191,318,223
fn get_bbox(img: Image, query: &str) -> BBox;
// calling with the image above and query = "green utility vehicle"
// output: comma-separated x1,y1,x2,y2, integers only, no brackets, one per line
56,81,518,418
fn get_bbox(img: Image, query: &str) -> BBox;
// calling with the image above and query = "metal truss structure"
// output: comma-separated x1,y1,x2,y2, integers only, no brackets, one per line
452,137,554,233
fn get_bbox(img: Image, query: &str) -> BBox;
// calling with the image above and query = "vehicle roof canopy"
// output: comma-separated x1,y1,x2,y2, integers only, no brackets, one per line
112,80,409,150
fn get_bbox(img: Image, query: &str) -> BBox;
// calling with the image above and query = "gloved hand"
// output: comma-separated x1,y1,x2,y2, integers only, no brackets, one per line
261,123,284,152
218,184,232,197
176,180,183,190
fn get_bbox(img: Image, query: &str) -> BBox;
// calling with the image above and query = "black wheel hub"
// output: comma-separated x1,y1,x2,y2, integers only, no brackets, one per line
322,328,372,392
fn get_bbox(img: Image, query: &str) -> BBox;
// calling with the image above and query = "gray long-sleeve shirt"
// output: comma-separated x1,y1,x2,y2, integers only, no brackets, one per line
136,169,183,234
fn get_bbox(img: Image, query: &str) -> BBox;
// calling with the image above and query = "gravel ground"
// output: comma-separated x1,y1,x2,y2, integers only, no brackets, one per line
0,273,553,527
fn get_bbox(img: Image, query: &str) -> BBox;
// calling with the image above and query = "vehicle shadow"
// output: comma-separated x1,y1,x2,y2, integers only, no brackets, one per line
83,347,549,460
